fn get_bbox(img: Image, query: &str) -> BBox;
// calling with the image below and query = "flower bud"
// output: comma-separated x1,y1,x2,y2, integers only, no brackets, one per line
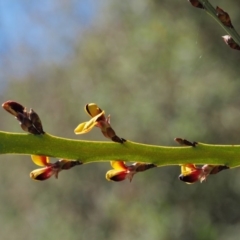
179,169,202,183
106,170,129,182
30,167,54,181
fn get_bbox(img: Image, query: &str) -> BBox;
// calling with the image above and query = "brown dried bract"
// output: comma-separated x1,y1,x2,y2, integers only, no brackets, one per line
188,0,204,9
135,163,157,172
2,100,45,134
208,165,229,175
29,109,44,134
174,138,197,147
222,35,240,51
216,6,234,28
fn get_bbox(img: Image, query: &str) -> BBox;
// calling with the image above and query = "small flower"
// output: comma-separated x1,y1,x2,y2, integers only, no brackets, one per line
30,155,82,181
30,155,54,181
2,100,44,134
179,164,204,184
179,164,229,184
74,103,125,143
106,161,156,182
106,161,130,182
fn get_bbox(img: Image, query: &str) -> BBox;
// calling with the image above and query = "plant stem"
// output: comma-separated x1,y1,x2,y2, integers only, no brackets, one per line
199,0,240,46
1,131,240,168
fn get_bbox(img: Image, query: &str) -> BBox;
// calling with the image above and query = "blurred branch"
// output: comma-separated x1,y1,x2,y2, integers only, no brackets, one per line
0,131,240,168
191,0,240,50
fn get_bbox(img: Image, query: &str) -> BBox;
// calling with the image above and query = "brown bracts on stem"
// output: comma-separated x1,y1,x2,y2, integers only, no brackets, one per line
222,35,240,51
2,100,45,134
174,138,197,147
188,0,204,9
216,6,234,28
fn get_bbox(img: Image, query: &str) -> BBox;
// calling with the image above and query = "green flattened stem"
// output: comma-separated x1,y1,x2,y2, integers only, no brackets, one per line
1,131,240,168
198,0,240,46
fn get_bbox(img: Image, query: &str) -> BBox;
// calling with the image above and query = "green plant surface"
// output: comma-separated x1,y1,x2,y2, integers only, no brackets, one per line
1,131,240,168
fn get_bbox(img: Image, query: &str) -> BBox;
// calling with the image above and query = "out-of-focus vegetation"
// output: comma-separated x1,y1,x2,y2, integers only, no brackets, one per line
1,0,240,239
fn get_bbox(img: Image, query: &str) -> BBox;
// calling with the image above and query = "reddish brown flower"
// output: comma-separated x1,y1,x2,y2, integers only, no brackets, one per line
179,164,229,184
106,161,156,182
2,100,44,134
30,155,82,181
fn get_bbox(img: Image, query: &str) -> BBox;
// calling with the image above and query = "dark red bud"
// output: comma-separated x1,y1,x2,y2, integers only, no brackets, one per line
179,169,202,184
30,167,53,181
110,172,128,182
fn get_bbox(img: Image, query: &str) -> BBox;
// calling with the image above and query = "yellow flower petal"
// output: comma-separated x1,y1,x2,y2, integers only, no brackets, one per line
74,111,105,134
74,120,97,134
85,103,103,117
31,155,50,166
180,164,196,175
110,161,127,170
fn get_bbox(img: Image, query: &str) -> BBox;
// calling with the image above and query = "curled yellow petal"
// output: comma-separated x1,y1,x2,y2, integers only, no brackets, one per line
31,155,50,166
74,120,97,134
85,103,103,117
74,112,105,134
110,161,127,170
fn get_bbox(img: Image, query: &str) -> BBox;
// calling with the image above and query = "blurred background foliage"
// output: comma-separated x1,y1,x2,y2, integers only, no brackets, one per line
1,0,240,239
